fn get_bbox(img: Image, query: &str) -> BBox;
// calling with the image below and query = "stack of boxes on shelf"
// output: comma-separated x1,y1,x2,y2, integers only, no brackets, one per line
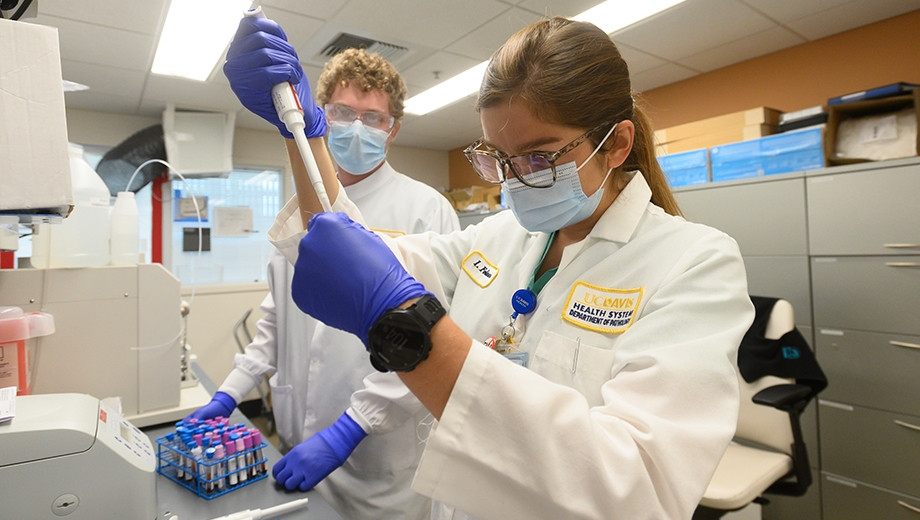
656,83,919,190
655,106,825,187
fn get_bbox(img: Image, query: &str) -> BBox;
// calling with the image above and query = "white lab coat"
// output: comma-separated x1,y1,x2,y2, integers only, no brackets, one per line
220,161,459,520
269,171,754,520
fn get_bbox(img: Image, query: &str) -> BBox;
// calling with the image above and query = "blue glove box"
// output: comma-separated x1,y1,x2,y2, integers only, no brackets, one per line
657,148,710,187
710,127,824,182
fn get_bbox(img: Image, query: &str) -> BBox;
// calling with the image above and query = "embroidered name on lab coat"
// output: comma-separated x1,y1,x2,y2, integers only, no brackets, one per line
462,251,499,288
370,228,406,238
563,282,643,333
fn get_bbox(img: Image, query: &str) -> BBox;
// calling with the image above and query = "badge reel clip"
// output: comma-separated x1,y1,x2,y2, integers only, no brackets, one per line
488,289,536,367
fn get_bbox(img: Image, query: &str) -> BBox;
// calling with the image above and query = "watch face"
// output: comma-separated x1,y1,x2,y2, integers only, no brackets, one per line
369,313,428,371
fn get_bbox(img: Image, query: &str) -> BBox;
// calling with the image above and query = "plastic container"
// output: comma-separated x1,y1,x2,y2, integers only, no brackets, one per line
31,143,112,268
110,191,140,265
0,307,55,396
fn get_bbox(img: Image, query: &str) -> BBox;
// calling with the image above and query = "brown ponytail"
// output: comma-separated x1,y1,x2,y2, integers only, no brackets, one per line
477,17,681,217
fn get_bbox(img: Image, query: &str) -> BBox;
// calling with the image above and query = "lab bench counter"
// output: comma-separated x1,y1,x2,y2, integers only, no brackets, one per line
143,366,345,520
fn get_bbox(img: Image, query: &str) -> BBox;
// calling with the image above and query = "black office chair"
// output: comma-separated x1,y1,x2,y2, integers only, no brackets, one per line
694,297,827,520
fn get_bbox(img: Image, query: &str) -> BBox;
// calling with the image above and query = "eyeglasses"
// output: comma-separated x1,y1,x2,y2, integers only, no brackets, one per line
463,122,615,188
325,103,396,131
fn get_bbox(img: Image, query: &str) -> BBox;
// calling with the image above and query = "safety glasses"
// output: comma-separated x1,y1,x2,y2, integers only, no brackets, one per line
325,103,396,131
463,122,615,188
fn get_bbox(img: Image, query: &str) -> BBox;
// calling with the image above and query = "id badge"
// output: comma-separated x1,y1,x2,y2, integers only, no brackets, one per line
502,351,528,367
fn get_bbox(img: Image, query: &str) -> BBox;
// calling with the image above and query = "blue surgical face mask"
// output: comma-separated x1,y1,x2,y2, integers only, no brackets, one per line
501,129,615,233
327,120,390,175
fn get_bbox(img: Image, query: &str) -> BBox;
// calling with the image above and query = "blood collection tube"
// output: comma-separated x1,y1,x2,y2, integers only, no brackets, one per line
234,434,248,483
250,430,267,476
225,439,239,486
214,444,226,490
190,441,203,488
205,447,216,492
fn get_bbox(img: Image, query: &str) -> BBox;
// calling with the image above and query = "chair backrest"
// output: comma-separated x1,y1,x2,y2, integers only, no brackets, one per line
734,299,795,455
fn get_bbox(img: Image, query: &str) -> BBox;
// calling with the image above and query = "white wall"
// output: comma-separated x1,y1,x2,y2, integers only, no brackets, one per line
387,144,450,191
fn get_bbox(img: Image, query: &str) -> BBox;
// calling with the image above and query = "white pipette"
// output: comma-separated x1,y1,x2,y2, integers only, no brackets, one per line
244,7,332,213
206,497,309,520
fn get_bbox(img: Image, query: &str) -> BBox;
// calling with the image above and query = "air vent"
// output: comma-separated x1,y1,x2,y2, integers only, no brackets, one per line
320,32,410,62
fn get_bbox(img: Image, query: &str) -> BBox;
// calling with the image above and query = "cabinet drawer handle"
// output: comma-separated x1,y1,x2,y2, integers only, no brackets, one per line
899,500,920,515
884,243,920,249
891,341,920,350
886,262,920,267
894,420,920,432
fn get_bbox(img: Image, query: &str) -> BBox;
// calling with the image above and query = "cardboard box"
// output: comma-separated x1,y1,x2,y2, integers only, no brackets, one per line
710,127,824,182
655,124,774,155
0,19,72,214
654,107,781,144
824,91,919,166
657,149,709,188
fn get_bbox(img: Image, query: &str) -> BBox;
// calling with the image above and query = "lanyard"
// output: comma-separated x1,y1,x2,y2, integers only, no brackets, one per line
491,233,557,356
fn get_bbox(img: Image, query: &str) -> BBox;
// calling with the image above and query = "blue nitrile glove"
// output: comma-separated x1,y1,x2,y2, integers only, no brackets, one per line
223,16,327,139
272,412,369,491
184,391,236,422
291,212,430,346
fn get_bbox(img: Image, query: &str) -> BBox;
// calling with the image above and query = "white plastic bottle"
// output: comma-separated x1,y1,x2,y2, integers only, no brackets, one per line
110,191,139,265
32,143,111,268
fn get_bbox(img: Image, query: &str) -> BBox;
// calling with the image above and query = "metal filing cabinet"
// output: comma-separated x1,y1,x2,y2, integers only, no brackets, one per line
806,158,920,519
675,173,821,520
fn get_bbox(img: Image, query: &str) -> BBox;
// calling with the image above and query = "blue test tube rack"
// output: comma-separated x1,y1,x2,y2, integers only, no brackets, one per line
155,434,269,500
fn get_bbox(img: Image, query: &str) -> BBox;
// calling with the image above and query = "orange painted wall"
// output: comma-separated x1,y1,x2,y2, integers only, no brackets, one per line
449,9,920,188
641,9,920,130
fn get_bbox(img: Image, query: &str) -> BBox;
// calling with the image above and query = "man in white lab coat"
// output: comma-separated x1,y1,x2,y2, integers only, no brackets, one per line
190,48,459,520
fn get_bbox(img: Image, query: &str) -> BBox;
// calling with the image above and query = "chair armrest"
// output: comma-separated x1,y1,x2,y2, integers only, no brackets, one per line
752,384,812,412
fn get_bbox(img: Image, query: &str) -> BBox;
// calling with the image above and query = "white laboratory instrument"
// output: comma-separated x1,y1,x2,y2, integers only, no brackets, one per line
0,393,157,519
0,264,210,426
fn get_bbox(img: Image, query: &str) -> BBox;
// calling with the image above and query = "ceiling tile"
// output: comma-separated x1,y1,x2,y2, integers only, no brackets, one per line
36,0,168,35
445,7,543,61
35,15,156,72
260,0,351,22
678,26,806,72
63,91,142,115
60,60,147,99
615,43,669,75
738,0,851,24
143,75,242,112
401,52,485,93
630,63,699,92
612,0,775,61
328,0,511,49
515,0,601,18
785,0,920,40
259,6,326,55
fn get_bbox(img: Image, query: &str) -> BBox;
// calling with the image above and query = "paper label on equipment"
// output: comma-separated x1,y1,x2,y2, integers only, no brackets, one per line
0,386,16,423
462,251,499,287
861,114,898,143
562,282,642,334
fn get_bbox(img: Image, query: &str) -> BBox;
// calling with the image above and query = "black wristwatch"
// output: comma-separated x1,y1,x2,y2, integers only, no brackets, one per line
368,294,446,372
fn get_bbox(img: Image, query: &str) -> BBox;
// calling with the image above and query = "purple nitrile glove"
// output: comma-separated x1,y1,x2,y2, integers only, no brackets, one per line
291,212,430,346
184,391,236,423
272,412,368,491
223,16,327,139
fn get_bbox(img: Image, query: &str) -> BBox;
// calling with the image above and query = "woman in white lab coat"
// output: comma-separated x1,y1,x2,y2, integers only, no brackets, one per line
229,15,754,520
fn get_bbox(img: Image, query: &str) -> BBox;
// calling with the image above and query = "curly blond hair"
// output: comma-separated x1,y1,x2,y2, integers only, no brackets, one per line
315,48,408,120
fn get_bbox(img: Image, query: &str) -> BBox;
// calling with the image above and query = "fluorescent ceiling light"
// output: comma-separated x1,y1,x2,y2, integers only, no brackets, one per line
572,0,686,34
404,62,489,117
404,0,686,115
152,0,254,81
